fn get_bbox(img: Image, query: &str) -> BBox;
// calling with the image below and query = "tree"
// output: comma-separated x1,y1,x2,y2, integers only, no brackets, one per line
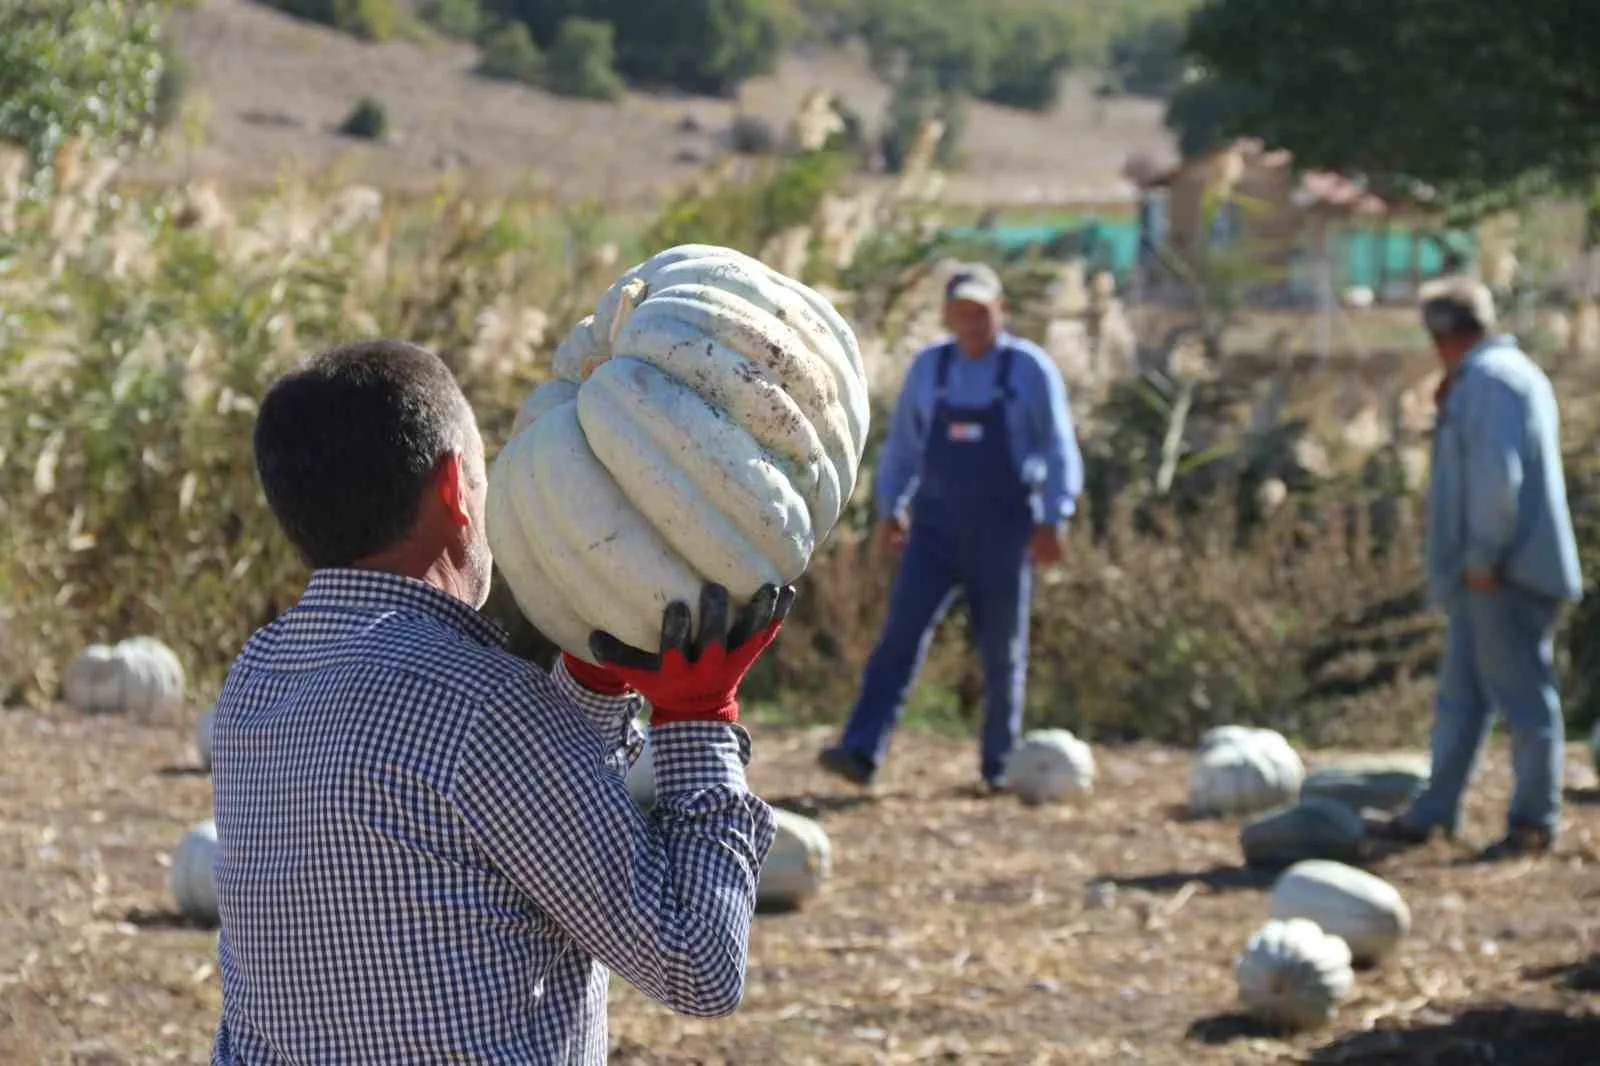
1177,0,1600,219
545,16,625,99
1104,14,1186,99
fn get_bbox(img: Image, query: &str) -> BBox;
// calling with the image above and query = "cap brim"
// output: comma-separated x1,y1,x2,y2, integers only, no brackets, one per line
946,282,1001,306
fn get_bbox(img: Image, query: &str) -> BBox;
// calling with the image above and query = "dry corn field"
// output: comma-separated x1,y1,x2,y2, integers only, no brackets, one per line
3,702,1597,1066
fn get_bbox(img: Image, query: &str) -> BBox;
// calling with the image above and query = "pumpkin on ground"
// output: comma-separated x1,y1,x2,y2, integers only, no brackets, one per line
195,707,216,772
487,244,870,660
1000,728,1094,805
1188,726,1305,818
1235,917,1354,1030
1268,859,1410,965
757,808,831,910
1301,755,1429,814
1240,795,1366,869
63,636,185,718
171,819,219,926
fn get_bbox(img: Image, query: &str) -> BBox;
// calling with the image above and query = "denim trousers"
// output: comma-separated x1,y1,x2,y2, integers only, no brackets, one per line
1408,585,1564,836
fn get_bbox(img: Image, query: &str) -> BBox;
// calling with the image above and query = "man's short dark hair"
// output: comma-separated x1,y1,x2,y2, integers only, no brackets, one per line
254,339,471,569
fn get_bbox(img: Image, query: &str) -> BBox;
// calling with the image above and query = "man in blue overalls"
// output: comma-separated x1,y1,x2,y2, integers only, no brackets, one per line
819,263,1084,793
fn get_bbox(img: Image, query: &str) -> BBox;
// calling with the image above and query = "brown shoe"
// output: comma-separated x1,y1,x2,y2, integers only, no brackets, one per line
1476,825,1553,862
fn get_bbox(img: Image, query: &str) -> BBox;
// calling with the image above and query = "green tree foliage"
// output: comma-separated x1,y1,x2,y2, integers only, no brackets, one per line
1104,13,1186,99
1177,0,1600,216
419,0,484,39
544,16,625,100
477,20,545,84
337,96,390,140
880,66,964,173
0,0,169,170
266,0,400,41
495,0,794,95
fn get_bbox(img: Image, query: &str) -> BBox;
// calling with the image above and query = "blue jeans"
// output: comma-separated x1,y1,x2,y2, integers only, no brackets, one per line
1408,586,1565,836
838,521,1032,785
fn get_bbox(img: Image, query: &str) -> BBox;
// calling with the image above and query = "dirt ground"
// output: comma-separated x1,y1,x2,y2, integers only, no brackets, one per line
2,704,1597,1066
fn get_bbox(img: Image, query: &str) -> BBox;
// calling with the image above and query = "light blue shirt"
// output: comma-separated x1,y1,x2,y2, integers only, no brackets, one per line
1426,333,1583,606
873,332,1084,528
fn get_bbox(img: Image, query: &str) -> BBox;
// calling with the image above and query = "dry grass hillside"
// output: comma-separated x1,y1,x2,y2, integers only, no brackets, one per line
135,0,1176,206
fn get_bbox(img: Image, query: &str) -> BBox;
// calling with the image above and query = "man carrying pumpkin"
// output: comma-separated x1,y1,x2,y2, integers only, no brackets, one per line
819,263,1085,793
209,339,790,1064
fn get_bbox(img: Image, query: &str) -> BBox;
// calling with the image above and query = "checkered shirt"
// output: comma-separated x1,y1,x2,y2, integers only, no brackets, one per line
208,569,775,1065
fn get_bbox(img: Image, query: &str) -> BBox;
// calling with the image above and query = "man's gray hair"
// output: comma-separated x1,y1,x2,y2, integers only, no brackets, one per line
1418,275,1497,337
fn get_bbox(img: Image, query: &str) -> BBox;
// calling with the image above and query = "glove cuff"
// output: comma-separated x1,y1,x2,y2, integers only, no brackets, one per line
650,699,739,725
560,652,631,696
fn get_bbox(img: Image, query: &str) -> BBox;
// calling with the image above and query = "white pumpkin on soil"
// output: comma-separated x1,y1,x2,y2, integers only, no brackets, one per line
1000,728,1094,805
63,636,185,718
757,808,831,910
1235,917,1354,1030
1268,859,1410,965
488,244,870,659
171,819,219,925
1187,726,1304,818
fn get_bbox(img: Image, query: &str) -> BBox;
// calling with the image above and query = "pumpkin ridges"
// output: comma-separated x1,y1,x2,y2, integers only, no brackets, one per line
485,439,597,662
579,359,800,591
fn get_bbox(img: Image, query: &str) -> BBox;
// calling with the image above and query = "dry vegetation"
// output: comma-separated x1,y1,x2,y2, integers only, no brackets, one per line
2,703,1597,1065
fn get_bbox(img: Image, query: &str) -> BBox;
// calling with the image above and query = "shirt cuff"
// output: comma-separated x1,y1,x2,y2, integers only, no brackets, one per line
550,654,645,742
648,721,755,798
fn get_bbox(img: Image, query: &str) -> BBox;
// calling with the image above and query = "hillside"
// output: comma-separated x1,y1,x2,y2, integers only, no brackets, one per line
134,0,1178,208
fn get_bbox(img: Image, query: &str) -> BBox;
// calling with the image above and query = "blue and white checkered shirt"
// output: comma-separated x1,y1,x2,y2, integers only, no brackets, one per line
209,569,775,1065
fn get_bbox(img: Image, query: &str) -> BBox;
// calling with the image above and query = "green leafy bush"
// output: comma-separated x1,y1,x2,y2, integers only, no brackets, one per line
477,21,544,84
544,17,625,100
337,96,390,140
0,0,168,170
418,0,483,39
265,0,399,41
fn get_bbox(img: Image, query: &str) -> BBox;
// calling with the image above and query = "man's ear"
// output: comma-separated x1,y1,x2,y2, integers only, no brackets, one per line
434,451,471,529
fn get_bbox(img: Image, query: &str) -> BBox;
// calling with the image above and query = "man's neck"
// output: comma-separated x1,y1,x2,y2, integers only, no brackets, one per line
350,550,470,605
956,335,999,359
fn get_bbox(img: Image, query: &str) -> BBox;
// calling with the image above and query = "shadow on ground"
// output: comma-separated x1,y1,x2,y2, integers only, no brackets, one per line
1525,952,1600,993
121,906,213,932
1303,1006,1600,1064
1564,786,1600,807
1101,864,1275,895
155,764,209,778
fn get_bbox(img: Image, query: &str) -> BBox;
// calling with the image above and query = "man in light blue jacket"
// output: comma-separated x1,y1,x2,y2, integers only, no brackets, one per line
817,263,1084,793
1373,277,1583,859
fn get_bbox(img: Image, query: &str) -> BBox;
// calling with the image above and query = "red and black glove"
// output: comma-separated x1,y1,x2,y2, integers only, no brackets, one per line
558,653,631,696
588,583,796,724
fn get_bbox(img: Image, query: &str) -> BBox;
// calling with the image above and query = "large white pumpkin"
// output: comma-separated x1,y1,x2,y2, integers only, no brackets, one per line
1235,917,1354,1030
1268,859,1410,965
1187,726,1305,818
1000,728,1094,805
171,819,219,926
63,636,185,718
488,244,870,659
757,807,831,910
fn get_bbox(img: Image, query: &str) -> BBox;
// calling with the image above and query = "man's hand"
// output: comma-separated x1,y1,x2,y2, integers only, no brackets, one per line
1029,524,1065,568
875,515,907,554
1465,570,1499,592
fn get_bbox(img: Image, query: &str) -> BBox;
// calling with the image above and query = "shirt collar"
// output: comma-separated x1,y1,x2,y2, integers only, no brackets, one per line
297,568,509,649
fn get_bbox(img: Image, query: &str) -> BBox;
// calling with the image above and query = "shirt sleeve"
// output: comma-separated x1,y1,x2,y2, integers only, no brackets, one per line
873,351,932,521
548,654,647,768
452,674,775,1019
1462,377,1527,575
1021,349,1085,528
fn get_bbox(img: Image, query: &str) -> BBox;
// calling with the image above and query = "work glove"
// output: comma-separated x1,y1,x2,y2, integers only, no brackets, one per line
588,582,796,724
558,653,631,696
